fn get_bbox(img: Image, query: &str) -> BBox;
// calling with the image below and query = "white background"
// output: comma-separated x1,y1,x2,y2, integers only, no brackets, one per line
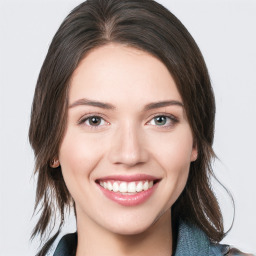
0,0,255,255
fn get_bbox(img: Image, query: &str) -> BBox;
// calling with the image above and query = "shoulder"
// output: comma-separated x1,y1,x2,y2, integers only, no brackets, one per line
210,243,254,256
227,247,255,256
176,221,254,256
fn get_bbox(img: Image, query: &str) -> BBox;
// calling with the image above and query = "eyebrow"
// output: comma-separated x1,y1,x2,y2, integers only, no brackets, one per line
143,100,183,111
69,98,116,110
69,98,183,111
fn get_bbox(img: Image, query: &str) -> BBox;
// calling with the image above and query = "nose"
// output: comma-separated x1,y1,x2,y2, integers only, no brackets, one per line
108,121,149,167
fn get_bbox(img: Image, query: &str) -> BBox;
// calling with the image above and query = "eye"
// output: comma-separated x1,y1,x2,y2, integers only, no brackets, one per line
78,115,108,128
147,115,178,127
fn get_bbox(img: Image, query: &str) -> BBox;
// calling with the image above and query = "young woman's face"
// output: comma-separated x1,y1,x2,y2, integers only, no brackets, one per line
59,44,197,235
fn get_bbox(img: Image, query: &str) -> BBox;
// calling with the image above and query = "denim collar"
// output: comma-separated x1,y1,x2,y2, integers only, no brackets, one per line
174,221,214,255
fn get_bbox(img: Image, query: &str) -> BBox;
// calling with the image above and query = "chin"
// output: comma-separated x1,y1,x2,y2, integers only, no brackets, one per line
111,223,152,236
102,210,165,236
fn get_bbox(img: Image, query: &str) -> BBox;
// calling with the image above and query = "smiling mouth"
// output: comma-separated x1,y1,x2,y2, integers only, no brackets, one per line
96,180,160,194
95,176,160,206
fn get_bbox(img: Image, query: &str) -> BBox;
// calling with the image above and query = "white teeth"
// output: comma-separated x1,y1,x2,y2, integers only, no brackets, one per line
99,180,155,193
136,182,143,192
127,182,136,193
113,182,119,192
143,181,149,191
119,182,128,193
107,181,113,191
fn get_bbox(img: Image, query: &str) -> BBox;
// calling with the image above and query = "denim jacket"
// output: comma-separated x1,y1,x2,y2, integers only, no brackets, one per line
51,221,254,256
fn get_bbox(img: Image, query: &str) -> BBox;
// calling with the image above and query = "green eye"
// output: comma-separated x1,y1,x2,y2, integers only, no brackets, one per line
148,115,178,128
154,116,167,126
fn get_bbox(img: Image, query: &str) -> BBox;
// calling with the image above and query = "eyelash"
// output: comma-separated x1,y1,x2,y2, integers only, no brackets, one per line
78,113,179,129
147,113,179,129
78,113,109,129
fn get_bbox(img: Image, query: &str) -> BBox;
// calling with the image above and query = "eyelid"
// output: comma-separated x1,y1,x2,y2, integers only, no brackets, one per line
77,112,179,129
146,113,179,127
77,113,110,128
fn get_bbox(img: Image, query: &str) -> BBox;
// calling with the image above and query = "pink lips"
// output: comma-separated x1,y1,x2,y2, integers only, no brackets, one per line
96,174,160,206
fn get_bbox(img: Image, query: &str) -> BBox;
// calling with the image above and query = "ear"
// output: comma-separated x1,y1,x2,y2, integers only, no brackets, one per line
50,157,60,168
190,141,198,162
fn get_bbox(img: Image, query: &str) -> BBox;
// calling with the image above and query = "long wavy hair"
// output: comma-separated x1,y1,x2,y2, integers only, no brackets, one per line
29,0,229,255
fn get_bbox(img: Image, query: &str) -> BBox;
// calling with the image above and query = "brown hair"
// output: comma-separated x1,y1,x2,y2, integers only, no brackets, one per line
29,0,228,255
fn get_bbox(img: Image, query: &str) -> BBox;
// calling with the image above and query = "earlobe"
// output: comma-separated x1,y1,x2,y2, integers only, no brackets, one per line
191,150,198,162
50,157,60,168
191,142,198,162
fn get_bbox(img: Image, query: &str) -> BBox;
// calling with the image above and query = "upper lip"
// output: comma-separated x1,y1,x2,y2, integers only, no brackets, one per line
95,174,161,182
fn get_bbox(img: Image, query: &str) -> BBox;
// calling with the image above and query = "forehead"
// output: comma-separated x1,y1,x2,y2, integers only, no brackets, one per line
69,43,182,106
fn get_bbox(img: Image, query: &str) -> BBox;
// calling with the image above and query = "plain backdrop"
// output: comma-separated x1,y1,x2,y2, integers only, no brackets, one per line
0,0,255,255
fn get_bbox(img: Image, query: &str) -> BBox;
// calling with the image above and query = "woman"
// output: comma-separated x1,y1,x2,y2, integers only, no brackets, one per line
29,0,253,255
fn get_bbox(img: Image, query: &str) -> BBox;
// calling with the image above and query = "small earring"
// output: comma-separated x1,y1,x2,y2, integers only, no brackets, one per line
50,158,60,168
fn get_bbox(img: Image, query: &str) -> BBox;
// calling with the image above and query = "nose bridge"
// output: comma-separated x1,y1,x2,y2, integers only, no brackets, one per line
108,119,148,166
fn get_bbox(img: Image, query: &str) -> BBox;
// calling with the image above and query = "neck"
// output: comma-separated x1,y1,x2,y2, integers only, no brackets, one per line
76,209,173,256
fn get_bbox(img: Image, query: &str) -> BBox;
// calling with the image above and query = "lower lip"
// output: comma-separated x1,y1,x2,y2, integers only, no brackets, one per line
97,183,159,206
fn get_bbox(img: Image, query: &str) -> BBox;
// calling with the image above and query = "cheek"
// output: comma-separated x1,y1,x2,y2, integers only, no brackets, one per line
58,129,103,184
151,129,193,205
164,142,191,187
152,128,194,173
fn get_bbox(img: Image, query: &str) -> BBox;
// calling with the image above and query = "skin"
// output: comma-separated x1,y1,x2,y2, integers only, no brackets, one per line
58,43,197,256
